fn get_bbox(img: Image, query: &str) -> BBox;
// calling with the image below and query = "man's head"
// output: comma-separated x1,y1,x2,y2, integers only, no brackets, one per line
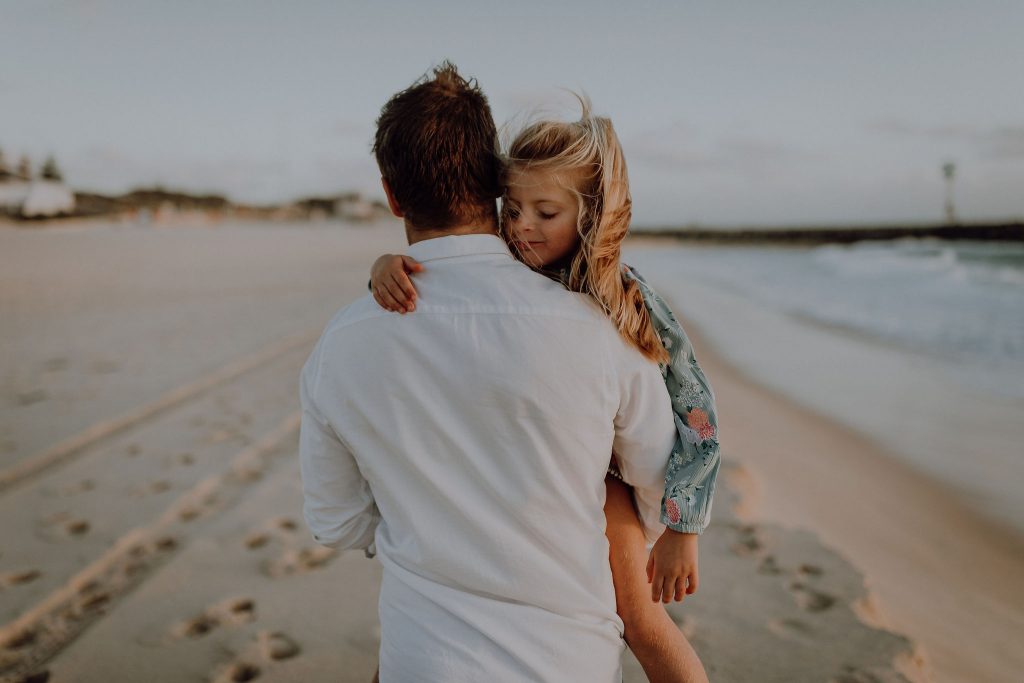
373,61,501,234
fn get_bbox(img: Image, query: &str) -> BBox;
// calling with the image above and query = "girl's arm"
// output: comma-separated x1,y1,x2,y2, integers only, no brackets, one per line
369,254,424,313
623,265,722,602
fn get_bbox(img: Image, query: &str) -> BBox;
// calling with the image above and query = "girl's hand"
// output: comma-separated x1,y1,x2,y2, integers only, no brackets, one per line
646,529,699,603
371,254,424,313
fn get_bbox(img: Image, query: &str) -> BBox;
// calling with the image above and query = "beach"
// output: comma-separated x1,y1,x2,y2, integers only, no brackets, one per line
1,221,1020,682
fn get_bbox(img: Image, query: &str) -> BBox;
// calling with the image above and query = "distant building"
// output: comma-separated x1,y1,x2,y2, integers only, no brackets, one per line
0,175,76,218
336,196,376,221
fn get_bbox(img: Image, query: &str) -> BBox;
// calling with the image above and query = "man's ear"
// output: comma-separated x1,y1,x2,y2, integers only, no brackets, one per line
381,177,404,218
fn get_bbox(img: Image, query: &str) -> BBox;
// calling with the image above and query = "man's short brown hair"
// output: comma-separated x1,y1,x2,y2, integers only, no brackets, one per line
373,61,501,230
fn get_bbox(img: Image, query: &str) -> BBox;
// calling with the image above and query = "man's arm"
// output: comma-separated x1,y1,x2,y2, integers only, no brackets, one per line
611,339,678,545
298,344,379,552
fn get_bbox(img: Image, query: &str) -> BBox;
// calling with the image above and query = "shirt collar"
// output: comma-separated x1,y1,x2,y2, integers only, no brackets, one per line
406,233,512,263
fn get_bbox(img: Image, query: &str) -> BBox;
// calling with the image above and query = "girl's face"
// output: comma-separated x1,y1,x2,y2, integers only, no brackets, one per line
503,168,581,269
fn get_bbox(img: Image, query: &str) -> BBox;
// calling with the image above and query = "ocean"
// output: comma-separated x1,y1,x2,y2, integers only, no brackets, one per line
626,238,1024,535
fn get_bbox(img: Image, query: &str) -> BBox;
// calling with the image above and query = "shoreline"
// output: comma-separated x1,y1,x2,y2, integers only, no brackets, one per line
669,301,1024,683
630,221,1024,244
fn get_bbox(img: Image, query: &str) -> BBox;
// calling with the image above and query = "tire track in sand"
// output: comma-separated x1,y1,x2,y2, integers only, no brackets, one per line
0,412,301,682
0,329,317,494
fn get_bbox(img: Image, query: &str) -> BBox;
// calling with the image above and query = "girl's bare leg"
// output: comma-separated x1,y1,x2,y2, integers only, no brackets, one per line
604,475,710,683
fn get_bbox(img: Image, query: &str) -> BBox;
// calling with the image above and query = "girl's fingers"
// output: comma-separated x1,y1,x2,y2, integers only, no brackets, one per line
687,570,699,594
650,575,664,602
378,282,404,312
661,579,674,604
674,576,687,602
389,272,417,308
372,283,394,310
401,255,424,273
646,553,655,583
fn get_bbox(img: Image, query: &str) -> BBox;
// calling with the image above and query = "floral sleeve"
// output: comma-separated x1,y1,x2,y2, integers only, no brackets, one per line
622,264,721,534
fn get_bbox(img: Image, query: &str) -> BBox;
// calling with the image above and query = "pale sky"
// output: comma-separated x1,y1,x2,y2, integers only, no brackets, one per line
2,0,1022,226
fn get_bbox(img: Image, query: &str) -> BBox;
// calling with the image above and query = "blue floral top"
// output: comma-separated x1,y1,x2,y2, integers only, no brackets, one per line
623,265,720,535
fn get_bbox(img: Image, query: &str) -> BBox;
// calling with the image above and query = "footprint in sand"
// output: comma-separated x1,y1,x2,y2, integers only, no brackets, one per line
177,612,219,639
3,569,43,587
125,443,143,457
797,563,824,577
177,505,202,522
766,616,815,642
15,389,48,407
789,581,837,613
177,492,218,523
245,533,271,550
159,452,197,469
243,517,300,551
829,663,887,683
257,631,301,661
76,590,112,613
64,519,91,536
172,597,257,640
155,536,178,552
729,523,765,557
2,626,38,650
264,546,336,578
206,631,300,683
212,661,261,683
129,479,172,499
226,598,256,622
757,554,783,575
36,512,91,540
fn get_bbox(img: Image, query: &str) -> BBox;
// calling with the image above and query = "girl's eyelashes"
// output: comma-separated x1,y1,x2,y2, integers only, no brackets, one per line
503,202,556,221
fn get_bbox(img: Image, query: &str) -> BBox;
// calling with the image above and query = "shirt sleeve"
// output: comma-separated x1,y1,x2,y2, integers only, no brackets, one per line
625,265,722,535
611,333,679,545
298,339,380,554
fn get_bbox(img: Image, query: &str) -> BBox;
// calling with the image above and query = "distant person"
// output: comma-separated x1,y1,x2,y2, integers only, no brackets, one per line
300,62,717,682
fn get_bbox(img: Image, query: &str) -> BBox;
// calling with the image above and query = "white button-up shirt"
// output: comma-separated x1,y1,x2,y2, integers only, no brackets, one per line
299,234,676,682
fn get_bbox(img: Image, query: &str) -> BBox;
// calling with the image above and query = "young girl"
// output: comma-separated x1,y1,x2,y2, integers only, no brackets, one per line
370,99,720,683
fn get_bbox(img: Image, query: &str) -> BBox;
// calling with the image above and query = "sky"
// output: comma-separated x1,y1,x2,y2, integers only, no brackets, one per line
1,0,1022,226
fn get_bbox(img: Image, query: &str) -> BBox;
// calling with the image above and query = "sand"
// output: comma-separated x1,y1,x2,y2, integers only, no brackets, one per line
1,221,1014,682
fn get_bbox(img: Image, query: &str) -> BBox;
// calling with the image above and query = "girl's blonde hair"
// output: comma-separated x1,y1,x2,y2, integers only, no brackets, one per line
502,96,670,365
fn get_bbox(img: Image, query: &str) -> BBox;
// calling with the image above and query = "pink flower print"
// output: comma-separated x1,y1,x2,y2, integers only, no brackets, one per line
687,408,716,441
665,497,682,525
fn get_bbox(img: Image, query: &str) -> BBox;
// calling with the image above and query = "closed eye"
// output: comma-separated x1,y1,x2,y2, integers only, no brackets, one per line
539,212,557,220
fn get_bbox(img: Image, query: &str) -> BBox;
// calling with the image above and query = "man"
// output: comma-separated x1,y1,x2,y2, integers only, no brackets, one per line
299,62,676,682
